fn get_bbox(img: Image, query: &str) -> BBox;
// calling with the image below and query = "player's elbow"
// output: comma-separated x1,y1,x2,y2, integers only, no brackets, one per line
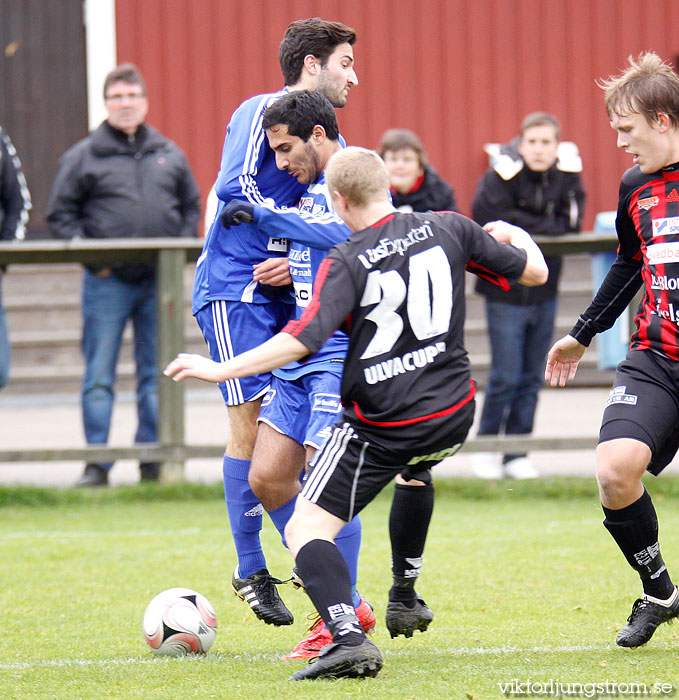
519,264,549,287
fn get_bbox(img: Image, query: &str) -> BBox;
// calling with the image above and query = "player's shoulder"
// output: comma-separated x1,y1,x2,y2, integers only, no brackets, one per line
331,211,466,268
620,165,657,195
231,88,286,120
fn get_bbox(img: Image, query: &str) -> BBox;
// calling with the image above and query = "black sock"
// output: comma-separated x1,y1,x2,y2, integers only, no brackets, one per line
603,489,674,599
389,482,434,606
295,539,365,646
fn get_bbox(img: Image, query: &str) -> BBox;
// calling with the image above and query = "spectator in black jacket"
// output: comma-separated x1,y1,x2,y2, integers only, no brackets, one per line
378,129,457,212
47,63,200,487
0,125,31,389
472,112,585,479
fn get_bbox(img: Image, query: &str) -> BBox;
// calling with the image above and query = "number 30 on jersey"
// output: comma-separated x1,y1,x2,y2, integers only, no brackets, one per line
359,246,453,360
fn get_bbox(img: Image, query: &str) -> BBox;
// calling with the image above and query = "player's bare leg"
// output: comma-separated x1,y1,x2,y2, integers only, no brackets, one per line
226,399,262,459
597,438,679,647
249,422,304,511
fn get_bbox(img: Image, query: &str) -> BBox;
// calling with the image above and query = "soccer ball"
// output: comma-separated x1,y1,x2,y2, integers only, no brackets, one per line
143,587,217,656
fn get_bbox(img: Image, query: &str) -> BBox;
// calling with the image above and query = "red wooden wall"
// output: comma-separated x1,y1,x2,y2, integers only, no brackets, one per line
115,0,679,229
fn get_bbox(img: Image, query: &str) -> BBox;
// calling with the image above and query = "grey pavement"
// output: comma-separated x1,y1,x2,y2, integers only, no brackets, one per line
2,385,678,487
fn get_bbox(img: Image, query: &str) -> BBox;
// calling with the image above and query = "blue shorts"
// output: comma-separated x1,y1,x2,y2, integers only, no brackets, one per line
194,299,291,405
258,372,343,449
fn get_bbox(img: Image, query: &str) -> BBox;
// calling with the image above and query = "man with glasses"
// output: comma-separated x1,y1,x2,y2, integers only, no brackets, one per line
47,63,200,487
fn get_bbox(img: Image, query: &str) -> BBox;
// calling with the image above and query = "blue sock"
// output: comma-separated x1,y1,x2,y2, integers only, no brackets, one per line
335,515,362,607
268,495,297,549
222,455,266,578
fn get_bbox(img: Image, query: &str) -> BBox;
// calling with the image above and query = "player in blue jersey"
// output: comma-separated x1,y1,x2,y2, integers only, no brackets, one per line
230,90,375,658
192,19,358,627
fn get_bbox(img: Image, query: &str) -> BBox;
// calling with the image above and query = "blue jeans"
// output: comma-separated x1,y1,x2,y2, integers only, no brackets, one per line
477,298,557,461
81,270,157,470
0,279,9,389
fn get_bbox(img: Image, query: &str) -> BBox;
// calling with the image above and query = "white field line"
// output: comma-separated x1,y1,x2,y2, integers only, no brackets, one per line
0,644,618,671
0,528,203,539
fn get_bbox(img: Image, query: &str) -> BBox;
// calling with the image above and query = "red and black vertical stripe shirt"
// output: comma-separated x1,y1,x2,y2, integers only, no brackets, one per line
570,162,679,361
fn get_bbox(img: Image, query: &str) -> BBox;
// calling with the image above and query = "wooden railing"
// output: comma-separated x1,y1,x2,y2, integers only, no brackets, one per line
0,232,620,479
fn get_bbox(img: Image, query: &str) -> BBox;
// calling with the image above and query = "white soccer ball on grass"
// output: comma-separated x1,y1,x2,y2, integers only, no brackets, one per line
142,587,217,656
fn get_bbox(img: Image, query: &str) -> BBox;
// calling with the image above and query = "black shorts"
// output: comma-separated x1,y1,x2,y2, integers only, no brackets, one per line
300,400,474,522
599,349,679,475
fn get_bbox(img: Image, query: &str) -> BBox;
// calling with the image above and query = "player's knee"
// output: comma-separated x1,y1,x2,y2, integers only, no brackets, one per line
247,468,267,500
596,461,629,500
596,439,649,502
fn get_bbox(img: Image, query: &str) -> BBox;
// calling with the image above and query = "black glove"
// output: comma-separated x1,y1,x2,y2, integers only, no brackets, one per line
221,200,255,228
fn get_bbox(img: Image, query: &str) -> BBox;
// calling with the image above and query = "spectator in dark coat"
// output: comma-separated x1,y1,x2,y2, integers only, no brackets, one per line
47,63,200,487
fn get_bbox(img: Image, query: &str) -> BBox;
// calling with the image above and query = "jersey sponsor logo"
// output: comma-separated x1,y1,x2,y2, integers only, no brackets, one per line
606,385,637,407
291,266,312,277
312,203,327,217
651,217,679,239
299,196,314,213
646,241,679,264
363,341,446,385
652,298,679,327
268,236,288,252
651,274,679,291
312,393,342,414
289,247,311,262
261,388,276,407
638,196,659,210
407,443,462,465
357,222,435,269
666,189,679,203
293,281,313,306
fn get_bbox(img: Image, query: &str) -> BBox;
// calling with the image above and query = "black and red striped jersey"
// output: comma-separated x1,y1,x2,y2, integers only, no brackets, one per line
283,210,527,427
570,162,679,361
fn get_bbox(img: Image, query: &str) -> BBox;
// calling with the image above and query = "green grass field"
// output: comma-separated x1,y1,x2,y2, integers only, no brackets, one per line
2,477,679,699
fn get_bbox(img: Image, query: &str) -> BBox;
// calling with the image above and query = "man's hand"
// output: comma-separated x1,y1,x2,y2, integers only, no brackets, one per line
253,257,292,286
545,335,587,387
164,353,228,384
483,220,516,243
220,200,255,229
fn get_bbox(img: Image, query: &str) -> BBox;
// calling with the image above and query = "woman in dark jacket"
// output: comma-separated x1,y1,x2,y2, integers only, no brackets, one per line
378,128,457,213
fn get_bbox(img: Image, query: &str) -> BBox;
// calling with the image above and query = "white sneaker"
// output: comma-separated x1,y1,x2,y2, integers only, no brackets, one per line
503,457,539,479
472,452,503,479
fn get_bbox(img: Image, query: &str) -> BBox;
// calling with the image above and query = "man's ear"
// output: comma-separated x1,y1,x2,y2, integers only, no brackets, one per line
332,190,349,212
303,54,319,76
656,112,671,132
311,125,326,143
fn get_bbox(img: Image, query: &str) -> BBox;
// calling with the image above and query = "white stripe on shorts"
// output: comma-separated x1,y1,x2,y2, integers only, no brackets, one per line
211,301,244,405
347,441,369,522
302,423,356,504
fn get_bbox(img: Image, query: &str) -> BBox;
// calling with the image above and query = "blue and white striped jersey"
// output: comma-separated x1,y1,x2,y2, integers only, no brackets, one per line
252,175,350,379
192,89,306,313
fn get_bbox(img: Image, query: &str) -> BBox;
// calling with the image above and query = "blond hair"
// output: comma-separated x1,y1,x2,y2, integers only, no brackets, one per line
325,147,390,206
598,51,679,128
